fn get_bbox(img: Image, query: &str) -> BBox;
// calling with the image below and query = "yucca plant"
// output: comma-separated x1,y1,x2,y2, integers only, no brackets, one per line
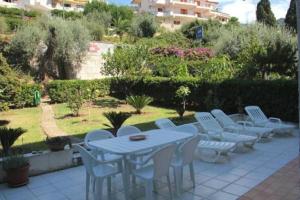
126,95,153,114
103,111,132,136
0,127,27,156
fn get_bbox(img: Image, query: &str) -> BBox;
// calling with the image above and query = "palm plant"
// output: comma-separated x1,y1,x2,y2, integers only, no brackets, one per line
103,111,131,136
126,95,153,114
0,127,26,156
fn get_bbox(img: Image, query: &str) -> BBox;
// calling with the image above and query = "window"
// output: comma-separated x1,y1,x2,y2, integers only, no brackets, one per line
180,9,188,15
180,0,187,2
158,8,163,12
174,20,181,25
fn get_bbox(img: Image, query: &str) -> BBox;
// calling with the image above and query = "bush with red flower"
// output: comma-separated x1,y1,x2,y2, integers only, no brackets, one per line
150,47,213,60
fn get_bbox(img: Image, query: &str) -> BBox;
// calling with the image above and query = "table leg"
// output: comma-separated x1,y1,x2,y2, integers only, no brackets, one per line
122,155,130,200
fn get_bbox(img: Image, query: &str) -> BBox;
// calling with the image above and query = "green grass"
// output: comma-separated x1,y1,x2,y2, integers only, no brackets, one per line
0,107,47,152
54,97,196,138
0,97,197,153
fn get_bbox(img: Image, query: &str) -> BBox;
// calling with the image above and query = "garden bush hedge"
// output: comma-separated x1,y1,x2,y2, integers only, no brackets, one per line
46,79,110,103
47,77,298,122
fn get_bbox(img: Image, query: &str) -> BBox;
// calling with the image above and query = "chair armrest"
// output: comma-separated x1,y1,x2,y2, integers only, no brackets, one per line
236,121,254,127
198,133,210,140
269,117,282,123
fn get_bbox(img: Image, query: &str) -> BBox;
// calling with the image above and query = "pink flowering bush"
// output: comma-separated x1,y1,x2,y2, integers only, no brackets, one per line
150,47,214,60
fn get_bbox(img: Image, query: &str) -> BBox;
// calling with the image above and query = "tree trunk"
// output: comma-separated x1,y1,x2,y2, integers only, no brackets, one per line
296,0,300,127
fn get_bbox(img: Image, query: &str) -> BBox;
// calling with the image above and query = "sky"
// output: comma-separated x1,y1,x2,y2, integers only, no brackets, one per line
108,0,291,24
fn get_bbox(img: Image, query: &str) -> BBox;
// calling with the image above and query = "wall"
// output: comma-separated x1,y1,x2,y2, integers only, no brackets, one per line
75,42,115,80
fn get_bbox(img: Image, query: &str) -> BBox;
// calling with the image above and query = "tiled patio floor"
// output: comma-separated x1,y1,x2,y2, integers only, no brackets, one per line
239,156,300,200
0,131,299,200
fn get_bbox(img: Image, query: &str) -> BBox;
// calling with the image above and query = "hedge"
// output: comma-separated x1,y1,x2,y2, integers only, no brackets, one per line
46,79,111,103
47,77,298,122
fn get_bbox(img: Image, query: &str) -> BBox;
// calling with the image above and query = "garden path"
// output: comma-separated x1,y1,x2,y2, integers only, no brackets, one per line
40,100,68,138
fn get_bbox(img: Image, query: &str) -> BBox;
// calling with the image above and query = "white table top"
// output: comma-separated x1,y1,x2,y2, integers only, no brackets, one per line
88,129,193,155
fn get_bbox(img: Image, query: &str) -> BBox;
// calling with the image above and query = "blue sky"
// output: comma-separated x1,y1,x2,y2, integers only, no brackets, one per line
108,0,290,23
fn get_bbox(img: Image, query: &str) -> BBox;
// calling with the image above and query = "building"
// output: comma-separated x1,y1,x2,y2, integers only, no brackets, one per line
131,0,230,30
0,0,105,12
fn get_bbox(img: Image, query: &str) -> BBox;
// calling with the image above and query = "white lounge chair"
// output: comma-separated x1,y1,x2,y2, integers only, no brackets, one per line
194,112,257,150
211,109,273,141
245,106,296,136
155,118,236,162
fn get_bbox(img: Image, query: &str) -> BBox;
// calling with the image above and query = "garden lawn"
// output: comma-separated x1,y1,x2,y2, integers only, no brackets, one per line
0,107,47,152
53,97,196,138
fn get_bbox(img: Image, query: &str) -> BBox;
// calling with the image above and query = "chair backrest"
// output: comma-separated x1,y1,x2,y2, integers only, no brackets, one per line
73,144,96,176
179,136,201,166
211,109,236,128
117,125,141,137
194,112,223,132
155,118,176,129
153,144,177,179
84,130,114,148
172,124,198,135
245,106,268,124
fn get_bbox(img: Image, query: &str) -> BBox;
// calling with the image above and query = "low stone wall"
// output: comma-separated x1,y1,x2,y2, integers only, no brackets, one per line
0,149,77,183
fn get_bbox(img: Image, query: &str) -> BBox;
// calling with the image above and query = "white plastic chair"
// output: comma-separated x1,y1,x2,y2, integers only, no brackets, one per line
84,130,122,162
74,145,124,200
171,136,200,194
117,125,141,137
195,112,257,149
211,109,273,141
245,106,295,136
131,144,177,200
155,118,176,129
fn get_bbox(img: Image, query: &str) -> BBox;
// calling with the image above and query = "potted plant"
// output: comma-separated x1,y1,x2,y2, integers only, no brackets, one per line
2,154,29,187
45,136,72,152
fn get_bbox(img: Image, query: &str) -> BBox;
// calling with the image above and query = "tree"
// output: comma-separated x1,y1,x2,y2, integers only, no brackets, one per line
285,0,297,32
6,17,90,80
83,0,109,15
226,17,240,27
130,13,157,38
102,45,151,77
256,0,276,26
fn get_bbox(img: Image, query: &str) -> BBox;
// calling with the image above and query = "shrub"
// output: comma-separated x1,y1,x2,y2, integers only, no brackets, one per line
130,13,157,38
0,127,27,156
0,54,41,110
66,87,86,117
51,9,83,20
2,154,29,170
47,79,110,103
150,47,213,60
110,77,298,122
103,111,132,136
126,95,153,114
0,17,8,34
103,45,151,77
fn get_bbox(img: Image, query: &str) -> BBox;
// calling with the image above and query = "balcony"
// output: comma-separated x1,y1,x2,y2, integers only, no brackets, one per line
172,0,196,8
195,2,215,10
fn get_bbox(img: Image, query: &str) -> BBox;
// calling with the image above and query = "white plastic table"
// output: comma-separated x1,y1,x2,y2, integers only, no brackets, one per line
89,129,193,199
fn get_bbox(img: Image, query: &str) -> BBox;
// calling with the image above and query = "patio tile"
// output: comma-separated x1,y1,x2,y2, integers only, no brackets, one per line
189,185,217,198
29,184,58,196
37,192,67,200
208,191,238,200
175,192,204,200
222,183,250,196
215,173,240,182
227,168,250,176
202,179,230,190
194,174,212,184
235,177,261,188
